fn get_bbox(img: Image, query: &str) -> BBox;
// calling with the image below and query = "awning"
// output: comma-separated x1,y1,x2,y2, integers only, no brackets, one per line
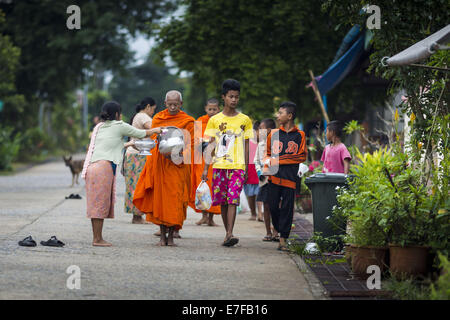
385,24,450,66
316,33,366,96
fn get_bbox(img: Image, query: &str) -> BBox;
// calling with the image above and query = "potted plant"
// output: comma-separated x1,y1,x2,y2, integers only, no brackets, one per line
381,164,433,279
332,148,391,279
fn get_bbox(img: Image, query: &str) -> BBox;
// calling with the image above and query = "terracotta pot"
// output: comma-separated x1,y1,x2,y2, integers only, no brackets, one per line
389,244,429,279
350,244,388,279
344,244,353,265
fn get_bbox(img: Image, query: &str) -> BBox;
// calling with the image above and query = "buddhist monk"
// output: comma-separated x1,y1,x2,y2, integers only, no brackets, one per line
133,90,195,246
189,98,221,226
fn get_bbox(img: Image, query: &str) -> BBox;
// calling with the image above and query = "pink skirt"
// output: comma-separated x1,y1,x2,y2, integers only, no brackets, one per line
85,160,115,219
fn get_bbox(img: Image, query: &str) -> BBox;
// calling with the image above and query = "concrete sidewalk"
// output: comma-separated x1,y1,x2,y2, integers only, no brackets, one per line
0,160,316,300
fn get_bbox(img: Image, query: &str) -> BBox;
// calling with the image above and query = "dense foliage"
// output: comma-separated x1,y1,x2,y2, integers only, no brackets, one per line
154,0,366,120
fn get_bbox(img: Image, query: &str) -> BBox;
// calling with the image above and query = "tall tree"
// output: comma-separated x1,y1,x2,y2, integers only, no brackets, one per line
0,9,25,126
0,0,176,126
155,0,348,120
108,52,183,120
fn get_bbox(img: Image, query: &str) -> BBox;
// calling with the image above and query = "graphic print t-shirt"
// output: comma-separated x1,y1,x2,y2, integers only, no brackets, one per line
204,112,253,170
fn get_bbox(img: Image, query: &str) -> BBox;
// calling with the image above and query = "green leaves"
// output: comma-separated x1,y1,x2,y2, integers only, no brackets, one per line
154,0,348,119
0,126,22,171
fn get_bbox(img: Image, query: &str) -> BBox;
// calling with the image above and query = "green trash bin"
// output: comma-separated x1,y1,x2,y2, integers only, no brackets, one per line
305,173,348,238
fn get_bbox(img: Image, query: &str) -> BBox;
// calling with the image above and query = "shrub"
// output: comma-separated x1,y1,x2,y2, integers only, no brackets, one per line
430,253,450,300
0,126,21,171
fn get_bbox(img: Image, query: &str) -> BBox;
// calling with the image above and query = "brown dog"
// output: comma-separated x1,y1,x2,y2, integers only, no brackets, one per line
63,156,84,187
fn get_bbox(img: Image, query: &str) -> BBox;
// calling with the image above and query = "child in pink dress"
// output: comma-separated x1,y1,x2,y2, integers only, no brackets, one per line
321,121,351,174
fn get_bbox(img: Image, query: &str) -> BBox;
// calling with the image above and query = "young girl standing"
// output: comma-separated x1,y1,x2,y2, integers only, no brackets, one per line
321,121,352,174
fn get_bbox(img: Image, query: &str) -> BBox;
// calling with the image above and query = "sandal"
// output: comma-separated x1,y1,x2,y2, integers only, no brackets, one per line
18,236,37,247
40,236,65,247
65,194,82,199
262,235,273,242
277,245,290,252
223,237,239,247
272,235,280,242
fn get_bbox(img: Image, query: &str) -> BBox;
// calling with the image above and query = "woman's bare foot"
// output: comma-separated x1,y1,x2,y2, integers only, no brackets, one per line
92,239,112,247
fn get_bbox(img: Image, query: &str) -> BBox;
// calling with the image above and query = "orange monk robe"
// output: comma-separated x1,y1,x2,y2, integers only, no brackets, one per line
188,114,221,214
133,109,195,230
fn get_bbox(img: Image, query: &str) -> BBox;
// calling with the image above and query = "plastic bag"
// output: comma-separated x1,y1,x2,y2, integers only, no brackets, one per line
297,163,309,177
195,180,212,211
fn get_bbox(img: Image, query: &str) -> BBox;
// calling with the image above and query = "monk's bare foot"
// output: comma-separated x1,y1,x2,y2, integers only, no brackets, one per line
248,215,257,221
92,240,112,247
207,220,219,227
173,231,181,239
154,230,161,237
195,218,207,225
167,239,177,247
155,240,167,246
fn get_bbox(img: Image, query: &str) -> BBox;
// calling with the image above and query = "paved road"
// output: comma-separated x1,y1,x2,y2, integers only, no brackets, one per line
0,159,315,300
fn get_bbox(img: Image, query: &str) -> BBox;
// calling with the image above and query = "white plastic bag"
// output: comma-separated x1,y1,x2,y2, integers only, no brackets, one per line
195,180,212,211
297,163,309,177
238,190,250,213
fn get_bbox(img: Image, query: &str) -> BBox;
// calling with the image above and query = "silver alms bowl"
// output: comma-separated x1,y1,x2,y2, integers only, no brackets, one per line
134,138,157,156
158,127,185,155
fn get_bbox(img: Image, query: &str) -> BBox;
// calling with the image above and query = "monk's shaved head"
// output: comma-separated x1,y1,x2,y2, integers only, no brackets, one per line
165,90,183,102
165,90,183,115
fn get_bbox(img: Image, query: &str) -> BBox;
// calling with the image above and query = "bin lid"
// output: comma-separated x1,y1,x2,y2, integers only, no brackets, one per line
305,172,348,184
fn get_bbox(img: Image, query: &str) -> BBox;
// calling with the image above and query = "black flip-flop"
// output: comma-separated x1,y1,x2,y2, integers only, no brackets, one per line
18,236,37,247
223,237,239,247
66,194,82,199
277,245,290,252
40,236,65,247
272,235,280,242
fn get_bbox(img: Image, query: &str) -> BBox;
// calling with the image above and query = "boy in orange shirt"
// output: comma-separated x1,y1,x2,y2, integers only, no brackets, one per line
190,98,221,226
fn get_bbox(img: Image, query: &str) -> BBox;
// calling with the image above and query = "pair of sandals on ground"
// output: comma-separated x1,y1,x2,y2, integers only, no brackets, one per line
65,193,82,199
18,236,65,247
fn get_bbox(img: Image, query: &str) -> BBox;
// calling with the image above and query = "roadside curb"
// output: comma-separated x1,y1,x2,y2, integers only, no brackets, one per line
290,253,329,300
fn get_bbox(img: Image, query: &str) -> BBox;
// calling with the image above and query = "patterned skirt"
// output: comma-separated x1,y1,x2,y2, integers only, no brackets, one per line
86,160,115,219
124,153,147,215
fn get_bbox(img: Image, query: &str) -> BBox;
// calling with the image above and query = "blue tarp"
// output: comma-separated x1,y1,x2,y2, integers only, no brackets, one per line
316,32,366,96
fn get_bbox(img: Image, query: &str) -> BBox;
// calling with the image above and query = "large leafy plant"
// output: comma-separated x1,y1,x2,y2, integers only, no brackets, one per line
333,146,446,248
333,148,392,247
